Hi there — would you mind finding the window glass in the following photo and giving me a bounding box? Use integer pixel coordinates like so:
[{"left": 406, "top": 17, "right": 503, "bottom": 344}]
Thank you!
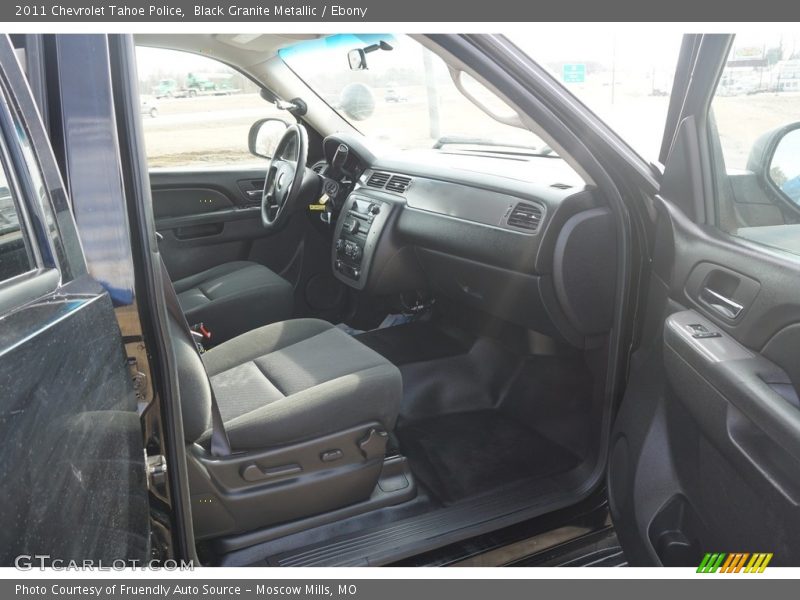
[
  {"left": 508, "top": 31, "right": 683, "bottom": 163},
  {"left": 0, "top": 156, "right": 35, "bottom": 281},
  {"left": 710, "top": 32, "right": 800, "bottom": 256},
  {"left": 136, "top": 47, "right": 283, "bottom": 168}
]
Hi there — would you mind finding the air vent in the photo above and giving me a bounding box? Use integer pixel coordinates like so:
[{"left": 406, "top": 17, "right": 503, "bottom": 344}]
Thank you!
[
  {"left": 385, "top": 175, "right": 412, "bottom": 194},
  {"left": 311, "top": 161, "right": 326, "bottom": 174},
  {"left": 366, "top": 171, "right": 391, "bottom": 188},
  {"left": 507, "top": 202, "right": 543, "bottom": 232},
  {"left": 551, "top": 183, "right": 572, "bottom": 190}
]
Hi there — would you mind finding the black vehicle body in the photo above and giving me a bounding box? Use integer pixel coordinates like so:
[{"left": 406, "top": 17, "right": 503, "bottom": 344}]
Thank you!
[
  {"left": 0, "top": 35, "right": 148, "bottom": 564},
  {"left": 0, "top": 32, "right": 798, "bottom": 568}
]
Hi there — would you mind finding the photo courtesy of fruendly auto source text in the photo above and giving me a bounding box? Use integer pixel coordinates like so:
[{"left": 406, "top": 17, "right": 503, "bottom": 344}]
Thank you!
[{"left": 0, "top": 0, "right": 799, "bottom": 596}]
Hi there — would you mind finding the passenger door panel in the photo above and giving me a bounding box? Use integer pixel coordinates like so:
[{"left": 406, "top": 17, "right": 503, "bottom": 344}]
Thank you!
[
  {"left": 611, "top": 33, "right": 800, "bottom": 565},
  {"left": 610, "top": 180, "right": 800, "bottom": 567}
]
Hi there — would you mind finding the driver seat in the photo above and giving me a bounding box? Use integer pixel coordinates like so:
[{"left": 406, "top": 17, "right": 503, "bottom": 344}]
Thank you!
[{"left": 172, "top": 260, "right": 293, "bottom": 345}]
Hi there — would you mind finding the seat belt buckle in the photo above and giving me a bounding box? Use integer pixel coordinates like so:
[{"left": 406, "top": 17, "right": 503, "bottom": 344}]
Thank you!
[{"left": 190, "top": 322, "right": 212, "bottom": 353}]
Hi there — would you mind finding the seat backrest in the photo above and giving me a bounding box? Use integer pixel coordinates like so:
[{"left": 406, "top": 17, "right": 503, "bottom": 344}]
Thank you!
[
  {"left": 159, "top": 258, "right": 219, "bottom": 447},
  {"left": 167, "top": 314, "right": 214, "bottom": 444}
]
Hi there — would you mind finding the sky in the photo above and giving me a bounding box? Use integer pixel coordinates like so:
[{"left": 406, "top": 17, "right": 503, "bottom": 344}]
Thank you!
[{"left": 136, "top": 46, "right": 225, "bottom": 78}]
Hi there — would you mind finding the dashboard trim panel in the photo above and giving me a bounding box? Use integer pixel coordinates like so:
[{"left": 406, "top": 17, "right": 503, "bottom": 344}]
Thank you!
[
  {"left": 331, "top": 193, "right": 392, "bottom": 291},
  {"left": 322, "top": 133, "right": 612, "bottom": 348}
]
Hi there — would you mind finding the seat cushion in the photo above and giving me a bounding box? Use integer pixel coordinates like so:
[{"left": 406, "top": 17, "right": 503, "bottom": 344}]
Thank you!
[
  {"left": 199, "top": 319, "right": 402, "bottom": 451},
  {"left": 173, "top": 261, "right": 293, "bottom": 345}
]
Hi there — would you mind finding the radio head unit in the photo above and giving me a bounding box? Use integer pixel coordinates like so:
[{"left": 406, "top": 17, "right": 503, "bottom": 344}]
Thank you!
[{"left": 331, "top": 194, "right": 389, "bottom": 290}]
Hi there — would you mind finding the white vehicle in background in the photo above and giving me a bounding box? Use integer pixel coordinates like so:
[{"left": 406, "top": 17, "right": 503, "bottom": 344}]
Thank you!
[
  {"left": 778, "top": 79, "right": 800, "bottom": 92},
  {"left": 139, "top": 95, "right": 159, "bottom": 118},
  {"left": 384, "top": 87, "right": 408, "bottom": 103},
  {"left": 774, "top": 59, "right": 800, "bottom": 92}
]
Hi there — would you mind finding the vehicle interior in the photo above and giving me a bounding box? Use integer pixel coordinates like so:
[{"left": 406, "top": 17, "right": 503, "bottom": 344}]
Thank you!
[
  {"left": 130, "top": 33, "right": 625, "bottom": 566},
  {"left": 4, "top": 30, "right": 800, "bottom": 569}
]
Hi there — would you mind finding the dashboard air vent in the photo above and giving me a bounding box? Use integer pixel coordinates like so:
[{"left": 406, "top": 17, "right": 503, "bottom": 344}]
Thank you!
[
  {"left": 507, "top": 202, "right": 543, "bottom": 232},
  {"left": 385, "top": 175, "right": 412, "bottom": 194},
  {"left": 551, "top": 182, "right": 572, "bottom": 190},
  {"left": 367, "top": 171, "right": 391, "bottom": 188},
  {"left": 311, "top": 161, "right": 326, "bottom": 174}
]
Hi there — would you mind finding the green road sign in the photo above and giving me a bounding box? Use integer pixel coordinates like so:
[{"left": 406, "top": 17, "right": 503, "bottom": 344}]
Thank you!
[{"left": 562, "top": 63, "right": 586, "bottom": 83}]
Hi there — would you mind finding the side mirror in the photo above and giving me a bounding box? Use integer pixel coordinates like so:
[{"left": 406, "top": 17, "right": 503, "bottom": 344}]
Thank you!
[
  {"left": 248, "top": 118, "right": 290, "bottom": 158},
  {"left": 748, "top": 122, "right": 800, "bottom": 206},
  {"left": 348, "top": 49, "right": 367, "bottom": 71}
]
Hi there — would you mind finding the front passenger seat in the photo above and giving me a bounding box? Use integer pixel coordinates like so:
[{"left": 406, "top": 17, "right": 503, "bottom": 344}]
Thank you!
[
  {"left": 162, "top": 261, "right": 402, "bottom": 538},
  {"left": 172, "top": 260, "right": 293, "bottom": 345}
]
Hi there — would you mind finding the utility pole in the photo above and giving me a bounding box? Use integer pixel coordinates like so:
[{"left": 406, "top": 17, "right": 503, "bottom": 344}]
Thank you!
[
  {"left": 611, "top": 37, "right": 616, "bottom": 105},
  {"left": 651, "top": 65, "right": 655, "bottom": 95}
]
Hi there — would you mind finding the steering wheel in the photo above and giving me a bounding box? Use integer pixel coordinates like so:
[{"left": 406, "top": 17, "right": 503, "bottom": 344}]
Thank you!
[{"left": 261, "top": 123, "right": 309, "bottom": 230}]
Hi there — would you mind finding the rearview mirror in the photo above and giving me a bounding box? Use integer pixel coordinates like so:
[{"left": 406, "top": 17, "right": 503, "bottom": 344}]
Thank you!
[
  {"left": 248, "top": 117, "right": 289, "bottom": 158},
  {"left": 749, "top": 122, "right": 800, "bottom": 206},
  {"left": 348, "top": 40, "right": 394, "bottom": 71},
  {"left": 348, "top": 49, "right": 367, "bottom": 71}
]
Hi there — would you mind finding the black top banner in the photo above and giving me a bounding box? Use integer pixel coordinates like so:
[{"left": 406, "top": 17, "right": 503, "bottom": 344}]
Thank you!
[{"left": 3, "top": 0, "right": 800, "bottom": 22}]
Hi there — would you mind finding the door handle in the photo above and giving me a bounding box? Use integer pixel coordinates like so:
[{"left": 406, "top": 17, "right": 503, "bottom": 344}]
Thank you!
[
  {"left": 701, "top": 287, "right": 744, "bottom": 320},
  {"left": 245, "top": 189, "right": 261, "bottom": 198}
]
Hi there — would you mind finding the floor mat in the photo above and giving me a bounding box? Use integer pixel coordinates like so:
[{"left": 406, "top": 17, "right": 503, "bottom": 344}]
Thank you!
[
  {"left": 355, "top": 321, "right": 470, "bottom": 366},
  {"left": 398, "top": 410, "right": 579, "bottom": 505}
]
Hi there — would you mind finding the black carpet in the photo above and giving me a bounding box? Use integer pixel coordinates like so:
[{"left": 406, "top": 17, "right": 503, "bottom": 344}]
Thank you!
[
  {"left": 355, "top": 321, "right": 470, "bottom": 366},
  {"left": 397, "top": 410, "right": 579, "bottom": 505}
]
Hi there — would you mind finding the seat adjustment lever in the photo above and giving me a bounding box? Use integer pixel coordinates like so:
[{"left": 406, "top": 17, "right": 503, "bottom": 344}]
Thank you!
[
  {"left": 358, "top": 428, "right": 388, "bottom": 460},
  {"left": 241, "top": 462, "right": 302, "bottom": 482}
]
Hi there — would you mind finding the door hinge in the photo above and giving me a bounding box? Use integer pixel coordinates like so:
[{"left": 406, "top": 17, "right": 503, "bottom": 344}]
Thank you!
[
  {"left": 146, "top": 451, "right": 168, "bottom": 492},
  {"left": 127, "top": 350, "right": 152, "bottom": 408}
]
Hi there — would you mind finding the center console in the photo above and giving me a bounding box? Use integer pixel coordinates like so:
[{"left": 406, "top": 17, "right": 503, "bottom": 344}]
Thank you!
[{"left": 332, "top": 193, "right": 391, "bottom": 290}]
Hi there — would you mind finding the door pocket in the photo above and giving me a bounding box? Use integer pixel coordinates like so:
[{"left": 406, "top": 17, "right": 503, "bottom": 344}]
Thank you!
[
  {"left": 647, "top": 494, "right": 708, "bottom": 567},
  {"left": 174, "top": 222, "right": 224, "bottom": 240},
  {"left": 728, "top": 406, "right": 800, "bottom": 505}
]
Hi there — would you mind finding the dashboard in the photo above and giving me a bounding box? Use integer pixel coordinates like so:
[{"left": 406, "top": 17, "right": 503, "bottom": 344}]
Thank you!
[{"left": 318, "top": 133, "right": 618, "bottom": 349}]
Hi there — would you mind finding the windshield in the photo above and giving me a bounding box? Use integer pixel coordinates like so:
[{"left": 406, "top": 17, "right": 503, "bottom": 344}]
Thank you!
[{"left": 280, "top": 34, "right": 546, "bottom": 153}]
